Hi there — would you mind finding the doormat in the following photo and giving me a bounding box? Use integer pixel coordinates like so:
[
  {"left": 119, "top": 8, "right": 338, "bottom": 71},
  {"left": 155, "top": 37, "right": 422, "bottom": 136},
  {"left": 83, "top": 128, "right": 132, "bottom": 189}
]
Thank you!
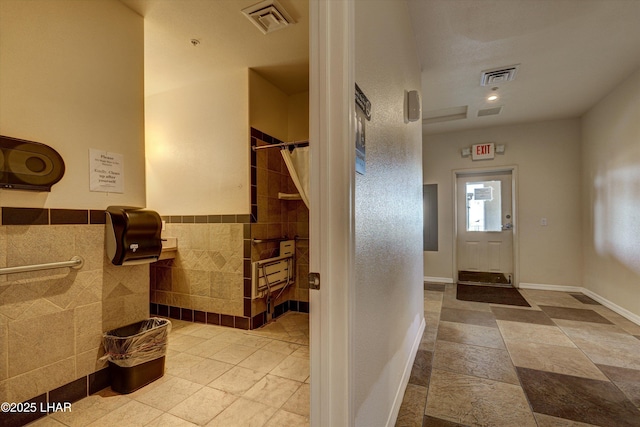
[
  {"left": 456, "top": 283, "right": 530, "bottom": 307},
  {"left": 458, "top": 270, "right": 510, "bottom": 284}
]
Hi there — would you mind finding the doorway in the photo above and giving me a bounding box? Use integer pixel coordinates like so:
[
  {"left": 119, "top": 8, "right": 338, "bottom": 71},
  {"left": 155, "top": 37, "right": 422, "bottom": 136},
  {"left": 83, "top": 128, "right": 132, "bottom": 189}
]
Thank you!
[{"left": 455, "top": 168, "right": 517, "bottom": 287}]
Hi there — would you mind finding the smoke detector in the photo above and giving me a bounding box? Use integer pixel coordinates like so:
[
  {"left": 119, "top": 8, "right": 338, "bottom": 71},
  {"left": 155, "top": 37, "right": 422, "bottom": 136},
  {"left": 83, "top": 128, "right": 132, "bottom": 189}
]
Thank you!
[
  {"left": 480, "top": 65, "right": 519, "bottom": 86},
  {"left": 242, "top": 0, "right": 295, "bottom": 34}
]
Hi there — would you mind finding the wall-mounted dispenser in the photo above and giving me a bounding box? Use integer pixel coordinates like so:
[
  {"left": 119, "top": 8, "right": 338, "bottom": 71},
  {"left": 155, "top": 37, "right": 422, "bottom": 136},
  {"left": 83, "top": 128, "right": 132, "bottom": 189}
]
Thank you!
[
  {"left": 106, "top": 206, "right": 162, "bottom": 266},
  {"left": 0, "top": 135, "right": 66, "bottom": 191}
]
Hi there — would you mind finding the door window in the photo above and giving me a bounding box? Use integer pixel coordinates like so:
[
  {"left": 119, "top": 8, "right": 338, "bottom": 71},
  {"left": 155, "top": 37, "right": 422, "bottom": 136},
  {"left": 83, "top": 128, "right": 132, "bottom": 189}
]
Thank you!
[{"left": 466, "top": 180, "right": 501, "bottom": 232}]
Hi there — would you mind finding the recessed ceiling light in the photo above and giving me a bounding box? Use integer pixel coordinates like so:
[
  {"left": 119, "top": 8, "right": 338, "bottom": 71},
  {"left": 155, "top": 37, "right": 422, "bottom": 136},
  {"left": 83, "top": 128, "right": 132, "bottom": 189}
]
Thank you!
[{"left": 487, "top": 95, "right": 499, "bottom": 101}]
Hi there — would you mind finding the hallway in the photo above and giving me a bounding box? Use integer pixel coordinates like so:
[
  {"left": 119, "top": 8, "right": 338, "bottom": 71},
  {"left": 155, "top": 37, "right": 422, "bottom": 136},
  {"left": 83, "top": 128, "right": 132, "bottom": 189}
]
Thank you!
[{"left": 397, "top": 284, "right": 640, "bottom": 426}]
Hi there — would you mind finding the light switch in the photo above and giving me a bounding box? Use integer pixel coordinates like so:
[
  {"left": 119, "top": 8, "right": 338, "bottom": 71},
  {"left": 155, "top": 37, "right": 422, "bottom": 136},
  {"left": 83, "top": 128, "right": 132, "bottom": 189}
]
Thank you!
[{"left": 541, "top": 217, "right": 547, "bottom": 226}]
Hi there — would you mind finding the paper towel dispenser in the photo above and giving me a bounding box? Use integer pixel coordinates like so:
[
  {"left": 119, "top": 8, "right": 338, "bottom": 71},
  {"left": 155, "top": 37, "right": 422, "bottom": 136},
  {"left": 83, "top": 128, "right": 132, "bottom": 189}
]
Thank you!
[{"left": 106, "top": 206, "right": 162, "bottom": 266}]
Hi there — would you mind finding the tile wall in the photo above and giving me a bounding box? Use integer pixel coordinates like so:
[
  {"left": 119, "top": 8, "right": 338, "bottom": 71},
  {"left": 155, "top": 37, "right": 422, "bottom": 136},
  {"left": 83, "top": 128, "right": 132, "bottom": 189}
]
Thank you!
[
  {"left": 149, "top": 128, "right": 310, "bottom": 331},
  {"left": 0, "top": 207, "right": 149, "bottom": 411},
  {"left": 250, "top": 128, "right": 309, "bottom": 320},
  {"left": 150, "top": 215, "right": 253, "bottom": 329}
]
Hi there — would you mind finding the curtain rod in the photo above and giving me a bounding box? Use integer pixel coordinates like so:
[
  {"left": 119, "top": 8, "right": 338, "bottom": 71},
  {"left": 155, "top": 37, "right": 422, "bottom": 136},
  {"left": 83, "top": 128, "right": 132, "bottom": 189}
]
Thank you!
[{"left": 251, "top": 140, "right": 309, "bottom": 151}]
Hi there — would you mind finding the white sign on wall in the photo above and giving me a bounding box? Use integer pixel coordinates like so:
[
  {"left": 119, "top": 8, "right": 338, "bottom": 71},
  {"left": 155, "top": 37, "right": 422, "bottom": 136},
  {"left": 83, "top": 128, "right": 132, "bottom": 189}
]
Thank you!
[
  {"left": 472, "top": 142, "right": 495, "bottom": 160},
  {"left": 89, "top": 149, "right": 124, "bottom": 193}
]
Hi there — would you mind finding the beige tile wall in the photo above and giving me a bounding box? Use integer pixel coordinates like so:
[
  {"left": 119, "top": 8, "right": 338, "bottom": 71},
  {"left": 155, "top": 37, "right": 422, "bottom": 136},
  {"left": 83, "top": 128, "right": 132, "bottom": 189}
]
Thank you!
[
  {"left": 0, "top": 224, "right": 149, "bottom": 404},
  {"left": 252, "top": 137, "right": 310, "bottom": 316},
  {"left": 151, "top": 223, "right": 245, "bottom": 317}
]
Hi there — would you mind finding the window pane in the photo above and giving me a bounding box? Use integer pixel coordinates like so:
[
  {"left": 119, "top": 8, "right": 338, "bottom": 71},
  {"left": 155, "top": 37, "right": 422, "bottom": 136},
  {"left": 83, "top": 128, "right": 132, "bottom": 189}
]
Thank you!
[{"left": 466, "top": 181, "right": 502, "bottom": 232}]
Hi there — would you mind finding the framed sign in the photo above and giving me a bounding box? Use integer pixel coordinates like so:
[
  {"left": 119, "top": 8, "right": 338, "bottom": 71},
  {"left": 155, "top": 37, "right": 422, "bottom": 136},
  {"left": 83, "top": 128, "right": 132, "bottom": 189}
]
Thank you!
[
  {"left": 89, "top": 149, "right": 123, "bottom": 193},
  {"left": 355, "top": 83, "right": 370, "bottom": 175}
]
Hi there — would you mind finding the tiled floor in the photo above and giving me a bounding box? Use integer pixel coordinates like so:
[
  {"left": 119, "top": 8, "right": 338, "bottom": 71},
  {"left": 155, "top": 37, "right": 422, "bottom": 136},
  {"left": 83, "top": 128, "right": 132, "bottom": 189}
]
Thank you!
[
  {"left": 29, "top": 312, "right": 310, "bottom": 427},
  {"left": 397, "top": 283, "right": 640, "bottom": 427}
]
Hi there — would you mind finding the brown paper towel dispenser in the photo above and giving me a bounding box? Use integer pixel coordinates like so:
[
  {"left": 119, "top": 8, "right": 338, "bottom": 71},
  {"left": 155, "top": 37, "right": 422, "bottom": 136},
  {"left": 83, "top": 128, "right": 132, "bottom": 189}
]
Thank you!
[{"left": 106, "top": 206, "right": 162, "bottom": 266}]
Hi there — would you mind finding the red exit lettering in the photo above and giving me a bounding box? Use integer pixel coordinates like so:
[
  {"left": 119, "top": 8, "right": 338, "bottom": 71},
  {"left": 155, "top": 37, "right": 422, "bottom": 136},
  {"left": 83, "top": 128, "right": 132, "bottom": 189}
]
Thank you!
[{"left": 476, "top": 144, "right": 491, "bottom": 155}]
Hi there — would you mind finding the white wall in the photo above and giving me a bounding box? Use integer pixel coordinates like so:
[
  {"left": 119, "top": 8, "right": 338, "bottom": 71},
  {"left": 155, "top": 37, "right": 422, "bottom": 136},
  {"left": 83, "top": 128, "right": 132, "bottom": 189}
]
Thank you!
[
  {"left": 354, "top": 1, "right": 424, "bottom": 425},
  {"left": 0, "top": 0, "right": 145, "bottom": 209},
  {"left": 581, "top": 68, "right": 640, "bottom": 316},
  {"left": 288, "top": 91, "right": 310, "bottom": 141},
  {"left": 250, "top": 69, "right": 310, "bottom": 142},
  {"left": 423, "top": 119, "right": 583, "bottom": 287},
  {"left": 250, "top": 70, "right": 289, "bottom": 141},
  {"left": 145, "top": 69, "right": 250, "bottom": 215}
]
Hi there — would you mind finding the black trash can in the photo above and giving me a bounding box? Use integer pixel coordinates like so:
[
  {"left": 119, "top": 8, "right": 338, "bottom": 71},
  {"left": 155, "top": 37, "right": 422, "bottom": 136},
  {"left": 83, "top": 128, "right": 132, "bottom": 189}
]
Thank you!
[{"left": 102, "top": 317, "right": 171, "bottom": 394}]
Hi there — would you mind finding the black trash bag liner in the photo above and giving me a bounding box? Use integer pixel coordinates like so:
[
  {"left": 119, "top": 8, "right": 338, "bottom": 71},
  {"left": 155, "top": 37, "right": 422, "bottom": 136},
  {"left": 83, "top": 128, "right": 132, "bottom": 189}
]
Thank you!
[{"left": 101, "top": 318, "right": 171, "bottom": 368}]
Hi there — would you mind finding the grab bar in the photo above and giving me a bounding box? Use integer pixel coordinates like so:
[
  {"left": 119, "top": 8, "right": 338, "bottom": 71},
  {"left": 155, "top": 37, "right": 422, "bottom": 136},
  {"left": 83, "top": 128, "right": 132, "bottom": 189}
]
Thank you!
[
  {"left": 252, "top": 236, "right": 308, "bottom": 244},
  {"left": 0, "top": 256, "right": 84, "bottom": 276},
  {"left": 252, "top": 237, "right": 287, "bottom": 244}
]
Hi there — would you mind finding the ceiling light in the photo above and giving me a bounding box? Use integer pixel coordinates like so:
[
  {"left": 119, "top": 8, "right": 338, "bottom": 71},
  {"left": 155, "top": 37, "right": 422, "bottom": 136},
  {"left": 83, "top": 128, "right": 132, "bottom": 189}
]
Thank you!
[{"left": 487, "top": 95, "right": 498, "bottom": 101}]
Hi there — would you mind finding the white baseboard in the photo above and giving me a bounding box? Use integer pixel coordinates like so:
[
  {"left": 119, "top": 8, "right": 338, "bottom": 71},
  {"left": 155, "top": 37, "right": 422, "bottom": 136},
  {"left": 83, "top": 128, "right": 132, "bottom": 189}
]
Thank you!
[
  {"left": 424, "top": 276, "right": 454, "bottom": 284},
  {"left": 387, "top": 317, "right": 426, "bottom": 427},
  {"left": 518, "top": 282, "right": 583, "bottom": 293},
  {"left": 519, "top": 283, "right": 640, "bottom": 327},
  {"left": 581, "top": 288, "right": 640, "bottom": 327}
]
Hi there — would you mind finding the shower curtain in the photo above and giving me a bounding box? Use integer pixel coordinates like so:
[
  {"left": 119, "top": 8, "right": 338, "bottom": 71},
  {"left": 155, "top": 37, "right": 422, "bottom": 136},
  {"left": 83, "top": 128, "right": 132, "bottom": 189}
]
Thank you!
[{"left": 281, "top": 146, "right": 310, "bottom": 209}]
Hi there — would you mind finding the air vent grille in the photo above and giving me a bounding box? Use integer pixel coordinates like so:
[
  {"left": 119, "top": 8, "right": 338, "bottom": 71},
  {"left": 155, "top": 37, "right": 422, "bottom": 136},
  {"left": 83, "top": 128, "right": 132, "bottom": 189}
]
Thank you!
[
  {"left": 242, "top": 0, "right": 294, "bottom": 34},
  {"left": 478, "top": 106, "right": 503, "bottom": 117},
  {"left": 480, "top": 65, "right": 519, "bottom": 86},
  {"left": 423, "top": 105, "right": 468, "bottom": 124}
]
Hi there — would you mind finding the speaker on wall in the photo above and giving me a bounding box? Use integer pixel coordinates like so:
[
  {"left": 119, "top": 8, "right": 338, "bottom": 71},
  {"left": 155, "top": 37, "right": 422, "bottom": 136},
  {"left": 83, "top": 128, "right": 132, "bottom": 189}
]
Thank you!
[{"left": 407, "top": 90, "right": 421, "bottom": 122}]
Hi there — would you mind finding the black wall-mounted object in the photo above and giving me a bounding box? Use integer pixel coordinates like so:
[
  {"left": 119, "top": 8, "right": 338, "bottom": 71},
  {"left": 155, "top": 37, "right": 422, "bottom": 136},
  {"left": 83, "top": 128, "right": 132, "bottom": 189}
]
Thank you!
[
  {"left": 0, "top": 135, "right": 66, "bottom": 191},
  {"left": 106, "top": 206, "right": 162, "bottom": 266}
]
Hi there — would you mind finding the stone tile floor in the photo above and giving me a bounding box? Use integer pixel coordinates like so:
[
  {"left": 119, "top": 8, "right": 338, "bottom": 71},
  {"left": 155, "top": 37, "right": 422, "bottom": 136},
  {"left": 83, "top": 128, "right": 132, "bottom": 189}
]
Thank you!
[
  {"left": 29, "top": 312, "right": 309, "bottom": 427},
  {"left": 397, "top": 283, "right": 640, "bottom": 427}
]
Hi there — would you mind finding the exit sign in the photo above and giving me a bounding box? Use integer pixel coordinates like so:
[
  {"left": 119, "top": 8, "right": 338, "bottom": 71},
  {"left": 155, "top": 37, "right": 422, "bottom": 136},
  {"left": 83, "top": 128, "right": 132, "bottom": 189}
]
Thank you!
[{"left": 472, "top": 143, "right": 495, "bottom": 160}]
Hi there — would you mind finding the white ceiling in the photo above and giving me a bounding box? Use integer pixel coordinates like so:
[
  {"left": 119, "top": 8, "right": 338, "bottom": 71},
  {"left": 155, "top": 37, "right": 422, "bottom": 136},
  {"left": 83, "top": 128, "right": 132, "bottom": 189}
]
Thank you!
[
  {"left": 408, "top": 0, "right": 640, "bottom": 134},
  {"left": 121, "top": 0, "right": 640, "bottom": 134},
  {"left": 120, "top": 0, "right": 309, "bottom": 97}
]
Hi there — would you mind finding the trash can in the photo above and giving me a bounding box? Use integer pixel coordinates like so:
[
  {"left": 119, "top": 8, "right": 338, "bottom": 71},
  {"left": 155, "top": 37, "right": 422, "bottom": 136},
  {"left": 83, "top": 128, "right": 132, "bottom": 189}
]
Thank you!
[{"left": 101, "top": 317, "right": 171, "bottom": 394}]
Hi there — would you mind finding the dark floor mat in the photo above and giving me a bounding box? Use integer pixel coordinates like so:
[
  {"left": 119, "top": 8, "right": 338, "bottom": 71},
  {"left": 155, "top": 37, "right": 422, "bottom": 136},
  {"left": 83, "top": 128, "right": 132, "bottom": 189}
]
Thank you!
[
  {"left": 458, "top": 270, "right": 510, "bottom": 284},
  {"left": 456, "top": 283, "right": 530, "bottom": 307}
]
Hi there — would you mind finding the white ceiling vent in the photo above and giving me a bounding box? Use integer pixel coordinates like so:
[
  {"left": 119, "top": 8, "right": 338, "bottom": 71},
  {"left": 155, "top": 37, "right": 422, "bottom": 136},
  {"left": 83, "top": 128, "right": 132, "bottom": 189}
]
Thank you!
[
  {"left": 480, "top": 65, "right": 519, "bottom": 86},
  {"left": 423, "top": 105, "right": 468, "bottom": 124},
  {"left": 477, "top": 106, "right": 503, "bottom": 117},
  {"left": 242, "top": 0, "right": 295, "bottom": 35}
]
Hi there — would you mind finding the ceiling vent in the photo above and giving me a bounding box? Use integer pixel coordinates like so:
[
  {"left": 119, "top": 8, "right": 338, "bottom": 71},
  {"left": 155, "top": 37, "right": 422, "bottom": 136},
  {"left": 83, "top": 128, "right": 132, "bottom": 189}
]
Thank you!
[
  {"left": 423, "top": 105, "right": 468, "bottom": 124},
  {"left": 477, "top": 106, "right": 503, "bottom": 117},
  {"left": 242, "top": 0, "right": 295, "bottom": 35},
  {"left": 480, "top": 65, "right": 519, "bottom": 86}
]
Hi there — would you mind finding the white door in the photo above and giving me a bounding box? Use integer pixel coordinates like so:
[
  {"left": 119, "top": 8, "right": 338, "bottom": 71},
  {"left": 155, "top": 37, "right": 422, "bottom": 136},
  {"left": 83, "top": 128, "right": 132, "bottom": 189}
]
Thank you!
[
  {"left": 309, "top": 1, "right": 355, "bottom": 426},
  {"left": 456, "top": 172, "right": 513, "bottom": 282}
]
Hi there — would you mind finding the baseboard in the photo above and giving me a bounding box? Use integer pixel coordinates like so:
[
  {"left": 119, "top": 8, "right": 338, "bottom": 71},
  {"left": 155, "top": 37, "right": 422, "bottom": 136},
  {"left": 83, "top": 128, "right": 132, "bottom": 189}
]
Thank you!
[
  {"left": 581, "top": 288, "right": 640, "bottom": 327},
  {"left": 386, "top": 316, "right": 426, "bottom": 427},
  {"left": 519, "top": 283, "right": 640, "bottom": 327},
  {"left": 518, "top": 282, "right": 583, "bottom": 293},
  {"left": 424, "top": 276, "right": 454, "bottom": 284}
]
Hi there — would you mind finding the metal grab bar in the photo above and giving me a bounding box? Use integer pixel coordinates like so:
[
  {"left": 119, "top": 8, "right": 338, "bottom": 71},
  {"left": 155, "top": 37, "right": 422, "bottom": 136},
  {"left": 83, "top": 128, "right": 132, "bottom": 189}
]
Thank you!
[
  {"left": 0, "top": 256, "right": 84, "bottom": 276},
  {"left": 252, "top": 237, "right": 287, "bottom": 244},
  {"left": 252, "top": 236, "right": 308, "bottom": 244}
]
